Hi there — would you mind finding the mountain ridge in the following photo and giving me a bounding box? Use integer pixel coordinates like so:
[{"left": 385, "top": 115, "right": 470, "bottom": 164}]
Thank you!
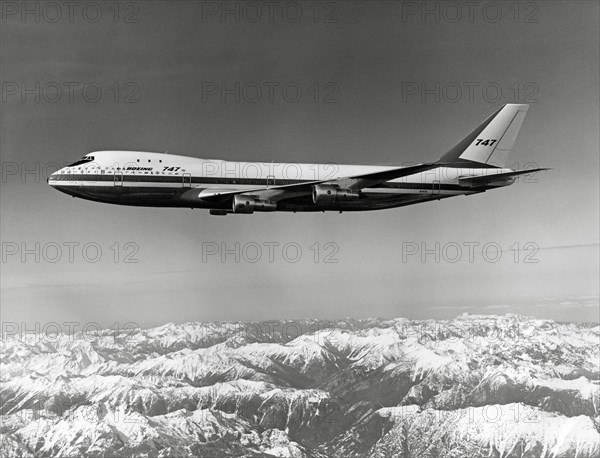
[{"left": 1, "top": 313, "right": 599, "bottom": 457}]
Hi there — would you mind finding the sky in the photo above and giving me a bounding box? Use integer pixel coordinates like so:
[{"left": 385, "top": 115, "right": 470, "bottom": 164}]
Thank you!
[{"left": 1, "top": 0, "right": 599, "bottom": 330}]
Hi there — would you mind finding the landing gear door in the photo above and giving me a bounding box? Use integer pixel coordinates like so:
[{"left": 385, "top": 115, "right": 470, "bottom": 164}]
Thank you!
[
  {"left": 114, "top": 172, "right": 123, "bottom": 187},
  {"left": 183, "top": 173, "right": 192, "bottom": 188}
]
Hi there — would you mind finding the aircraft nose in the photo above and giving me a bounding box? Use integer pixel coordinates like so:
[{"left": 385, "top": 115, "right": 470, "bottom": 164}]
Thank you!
[{"left": 47, "top": 170, "right": 58, "bottom": 186}]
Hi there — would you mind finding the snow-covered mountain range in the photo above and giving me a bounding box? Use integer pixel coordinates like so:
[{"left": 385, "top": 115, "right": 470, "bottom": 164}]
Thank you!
[{"left": 1, "top": 314, "right": 599, "bottom": 457}]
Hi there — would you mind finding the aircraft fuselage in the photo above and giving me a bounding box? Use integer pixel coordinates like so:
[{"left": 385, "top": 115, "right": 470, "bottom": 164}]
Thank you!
[{"left": 48, "top": 150, "right": 514, "bottom": 213}]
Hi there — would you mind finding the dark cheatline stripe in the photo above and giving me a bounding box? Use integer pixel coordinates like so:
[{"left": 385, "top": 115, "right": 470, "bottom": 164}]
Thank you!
[
  {"left": 51, "top": 173, "right": 493, "bottom": 191},
  {"left": 52, "top": 178, "right": 472, "bottom": 192},
  {"left": 50, "top": 174, "right": 307, "bottom": 186}
]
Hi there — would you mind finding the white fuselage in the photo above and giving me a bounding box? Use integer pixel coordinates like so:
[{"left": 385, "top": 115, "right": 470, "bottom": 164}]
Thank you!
[{"left": 48, "top": 151, "right": 515, "bottom": 213}]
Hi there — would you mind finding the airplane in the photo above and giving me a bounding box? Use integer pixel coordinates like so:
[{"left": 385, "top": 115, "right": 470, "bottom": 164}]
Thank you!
[{"left": 48, "top": 104, "right": 548, "bottom": 215}]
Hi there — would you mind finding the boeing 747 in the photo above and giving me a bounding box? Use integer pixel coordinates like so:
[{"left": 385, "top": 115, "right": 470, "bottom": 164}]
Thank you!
[{"left": 48, "top": 104, "right": 547, "bottom": 215}]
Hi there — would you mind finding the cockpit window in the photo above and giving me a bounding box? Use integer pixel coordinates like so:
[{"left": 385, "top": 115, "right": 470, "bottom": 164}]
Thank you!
[{"left": 68, "top": 155, "right": 95, "bottom": 167}]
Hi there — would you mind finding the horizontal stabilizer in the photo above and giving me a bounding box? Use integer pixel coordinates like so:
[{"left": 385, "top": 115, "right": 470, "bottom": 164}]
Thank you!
[{"left": 458, "top": 168, "right": 550, "bottom": 187}]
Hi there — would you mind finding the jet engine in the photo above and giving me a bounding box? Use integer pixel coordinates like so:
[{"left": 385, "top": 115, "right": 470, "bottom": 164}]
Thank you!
[
  {"left": 312, "top": 184, "right": 360, "bottom": 204},
  {"left": 232, "top": 195, "right": 277, "bottom": 214}
]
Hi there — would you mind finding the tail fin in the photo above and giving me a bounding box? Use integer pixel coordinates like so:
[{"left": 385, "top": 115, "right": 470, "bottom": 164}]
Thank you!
[{"left": 438, "top": 104, "right": 529, "bottom": 167}]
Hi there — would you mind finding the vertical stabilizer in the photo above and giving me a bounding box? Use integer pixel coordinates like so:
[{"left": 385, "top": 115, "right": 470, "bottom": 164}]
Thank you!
[{"left": 438, "top": 104, "right": 529, "bottom": 167}]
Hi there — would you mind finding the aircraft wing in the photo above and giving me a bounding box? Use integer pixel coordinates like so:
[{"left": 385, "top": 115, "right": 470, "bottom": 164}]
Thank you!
[
  {"left": 334, "top": 162, "right": 438, "bottom": 190},
  {"left": 195, "top": 163, "right": 439, "bottom": 203}
]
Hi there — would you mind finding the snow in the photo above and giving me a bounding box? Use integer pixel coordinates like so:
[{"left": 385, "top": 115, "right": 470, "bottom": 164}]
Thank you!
[{"left": 2, "top": 313, "right": 599, "bottom": 457}]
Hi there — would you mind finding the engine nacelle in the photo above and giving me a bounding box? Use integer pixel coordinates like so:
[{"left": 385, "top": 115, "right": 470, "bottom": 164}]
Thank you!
[
  {"left": 232, "top": 195, "right": 277, "bottom": 214},
  {"left": 312, "top": 185, "right": 360, "bottom": 204}
]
